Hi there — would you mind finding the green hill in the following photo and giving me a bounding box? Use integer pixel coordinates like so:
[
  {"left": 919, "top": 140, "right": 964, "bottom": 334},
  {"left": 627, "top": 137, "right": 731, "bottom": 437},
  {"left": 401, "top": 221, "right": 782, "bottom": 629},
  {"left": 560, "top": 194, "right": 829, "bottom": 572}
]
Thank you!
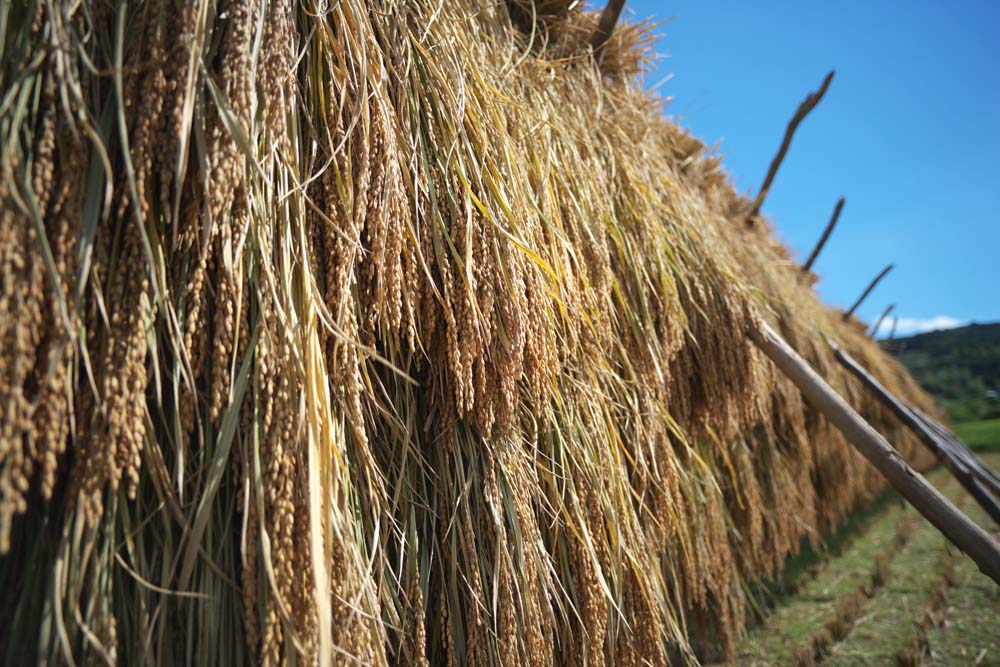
[{"left": 885, "top": 322, "right": 1000, "bottom": 423}]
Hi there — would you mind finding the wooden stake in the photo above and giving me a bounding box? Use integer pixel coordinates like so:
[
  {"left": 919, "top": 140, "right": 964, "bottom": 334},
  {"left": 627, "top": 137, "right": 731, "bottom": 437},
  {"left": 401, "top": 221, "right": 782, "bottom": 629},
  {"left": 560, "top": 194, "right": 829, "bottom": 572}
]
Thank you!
[
  {"left": 802, "top": 197, "right": 845, "bottom": 272},
  {"left": 747, "top": 71, "right": 835, "bottom": 226},
  {"left": 831, "top": 340, "right": 1000, "bottom": 525},
  {"left": 870, "top": 303, "right": 895, "bottom": 338},
  {"left": 590, "top": 0, "right": 626, "bottom": 54},
  {"left": 844, "top": 263, "right": 893, "bottom": 321},
  {"left": 750, "top": 320, "right": 1000, "bottom": 585}
]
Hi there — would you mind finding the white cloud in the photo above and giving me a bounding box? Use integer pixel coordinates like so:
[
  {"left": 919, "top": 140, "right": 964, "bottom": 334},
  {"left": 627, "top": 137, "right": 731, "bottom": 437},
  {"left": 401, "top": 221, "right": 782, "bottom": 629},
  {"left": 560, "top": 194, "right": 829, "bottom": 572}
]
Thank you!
[{"left": 875, "top": 315, "right": 965, "bottom": 338}]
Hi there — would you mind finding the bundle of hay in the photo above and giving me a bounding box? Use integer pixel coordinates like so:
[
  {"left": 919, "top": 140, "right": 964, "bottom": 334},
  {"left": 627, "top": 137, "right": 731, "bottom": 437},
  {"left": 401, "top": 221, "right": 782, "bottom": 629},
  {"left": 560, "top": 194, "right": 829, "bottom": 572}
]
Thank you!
[{"left": 0, "top": 1, "right": 936, "bottom": 664}]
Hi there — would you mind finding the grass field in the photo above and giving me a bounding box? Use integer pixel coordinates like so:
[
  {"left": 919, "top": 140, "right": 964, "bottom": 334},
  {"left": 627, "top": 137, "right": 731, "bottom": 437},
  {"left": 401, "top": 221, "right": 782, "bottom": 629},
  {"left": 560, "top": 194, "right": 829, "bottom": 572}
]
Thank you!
[
  {"left": 955, "top": 418, "right": 1000, "bottom": 453},
  {"left": 732, "top": 454, "right": 1000, "bottom": 666}
]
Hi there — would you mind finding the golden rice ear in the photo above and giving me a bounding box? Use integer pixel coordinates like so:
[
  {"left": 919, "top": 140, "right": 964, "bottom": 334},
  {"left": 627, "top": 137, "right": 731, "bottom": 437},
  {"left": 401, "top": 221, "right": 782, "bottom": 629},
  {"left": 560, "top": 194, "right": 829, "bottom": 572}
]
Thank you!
[{"left": 0, "top": 0, "right": 941, "bottom": 664}]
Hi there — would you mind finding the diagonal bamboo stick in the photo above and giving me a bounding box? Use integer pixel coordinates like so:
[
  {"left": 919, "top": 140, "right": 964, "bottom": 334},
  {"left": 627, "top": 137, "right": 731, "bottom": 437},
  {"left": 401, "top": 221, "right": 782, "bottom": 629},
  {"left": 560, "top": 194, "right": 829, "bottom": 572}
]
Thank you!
[
  {"left": 911, "top": 411, "right": 1000, "bottom": 514},
  {"left": 750, "top": 320, "right": 1000, "bottom": 585},
  {"left": 910, "top": 406, "right": 1000, "bottom": 496},
  {"left": 747, "top": 71, "right": 835, "bottom": 226}
]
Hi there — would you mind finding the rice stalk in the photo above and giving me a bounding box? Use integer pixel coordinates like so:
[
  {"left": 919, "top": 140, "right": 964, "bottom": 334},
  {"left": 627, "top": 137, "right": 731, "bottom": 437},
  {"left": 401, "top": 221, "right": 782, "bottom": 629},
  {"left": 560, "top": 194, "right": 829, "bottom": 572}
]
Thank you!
[{"left": 0, "top": 1, "right": 939, "bottom": 665}]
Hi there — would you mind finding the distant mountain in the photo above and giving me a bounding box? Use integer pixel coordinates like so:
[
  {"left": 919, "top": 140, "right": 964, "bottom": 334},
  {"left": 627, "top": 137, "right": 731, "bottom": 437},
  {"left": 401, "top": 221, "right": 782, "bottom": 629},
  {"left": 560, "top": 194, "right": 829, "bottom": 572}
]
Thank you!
[{"left": 885, "top": 322, "right": 1000, "bottom": 423}]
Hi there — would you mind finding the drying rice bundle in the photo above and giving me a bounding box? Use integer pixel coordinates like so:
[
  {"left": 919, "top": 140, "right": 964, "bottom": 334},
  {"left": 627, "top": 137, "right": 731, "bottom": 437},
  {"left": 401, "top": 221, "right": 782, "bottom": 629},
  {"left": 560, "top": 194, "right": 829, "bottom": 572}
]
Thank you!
[{"left": 0, "top": 1, "right": 936, "bottom": 664}]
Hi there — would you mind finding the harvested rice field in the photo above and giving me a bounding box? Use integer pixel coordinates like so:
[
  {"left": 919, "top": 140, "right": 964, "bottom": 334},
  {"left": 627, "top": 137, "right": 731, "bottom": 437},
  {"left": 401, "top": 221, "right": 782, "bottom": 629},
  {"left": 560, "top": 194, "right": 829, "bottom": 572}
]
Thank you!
[{"left": 734, "top": 454, "right": 1000, "bottom": 667}]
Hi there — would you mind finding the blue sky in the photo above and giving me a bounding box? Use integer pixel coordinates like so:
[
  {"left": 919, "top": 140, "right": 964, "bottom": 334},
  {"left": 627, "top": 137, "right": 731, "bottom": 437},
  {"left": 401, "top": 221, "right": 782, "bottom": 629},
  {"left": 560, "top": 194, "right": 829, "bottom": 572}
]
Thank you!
[{"left": 622, "top": 1, "right": 999, "bottom": 336}]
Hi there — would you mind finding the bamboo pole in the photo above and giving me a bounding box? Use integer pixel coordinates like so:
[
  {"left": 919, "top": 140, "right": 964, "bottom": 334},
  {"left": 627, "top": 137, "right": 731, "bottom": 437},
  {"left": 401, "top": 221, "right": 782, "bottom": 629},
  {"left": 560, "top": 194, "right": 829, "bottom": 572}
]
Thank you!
[
  {"left": 747, "top": 71, "right": 835, "bottom": 226},
  {"left": 843, "top": 263, "right": 893, "bottom": 321},
  {"left": 750, "top": 320, "right": 1000, "bottom": 584},
  {"left": 830, "top": 340, "right": 1000, "bottom": 525},
  {"left": 590, "top": 0, "right": 626, "bottom": 53},
  {"left": 802, "top": 197, "right": 845, "bottom": 272}
]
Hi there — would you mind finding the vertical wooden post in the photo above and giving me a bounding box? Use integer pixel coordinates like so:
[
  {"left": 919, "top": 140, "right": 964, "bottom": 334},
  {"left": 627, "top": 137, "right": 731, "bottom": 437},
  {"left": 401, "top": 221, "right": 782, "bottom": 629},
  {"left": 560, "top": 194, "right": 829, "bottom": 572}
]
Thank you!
[
  {"left": 802, "top": 197, "right": 845, "bottom": 272},
  {"left": 844, "top": 263, "right": 893, "bottom": 321},
  {"left": 870, "top": 304, "right": 895, "bottom": 338},
  {"left": 590, "top": 0, "right": 626, "bottom": 53},
  {"left": 747, "top": 71, "right": 835, "bottom": 226}
]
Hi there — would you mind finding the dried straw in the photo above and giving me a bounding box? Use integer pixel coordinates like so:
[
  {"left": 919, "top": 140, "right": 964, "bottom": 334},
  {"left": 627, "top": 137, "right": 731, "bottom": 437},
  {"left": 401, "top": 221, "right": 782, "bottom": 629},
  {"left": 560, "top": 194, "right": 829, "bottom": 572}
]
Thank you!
[{"left": 0, "top": 1, "right": 937, "bottom": 664}]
